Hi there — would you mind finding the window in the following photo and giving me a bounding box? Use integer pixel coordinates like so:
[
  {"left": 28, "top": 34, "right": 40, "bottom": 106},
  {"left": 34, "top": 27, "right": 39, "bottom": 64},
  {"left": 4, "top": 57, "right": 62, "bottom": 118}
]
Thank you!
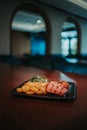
[{"left": 61, "top": 19, "right": 79, "bottom": 56}]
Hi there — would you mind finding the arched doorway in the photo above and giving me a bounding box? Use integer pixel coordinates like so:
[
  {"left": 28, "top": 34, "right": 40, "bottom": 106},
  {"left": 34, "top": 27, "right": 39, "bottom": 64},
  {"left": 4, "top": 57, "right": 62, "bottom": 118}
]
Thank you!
[{"left": 10, "top": 3, "right": 51, "bottom": 57}]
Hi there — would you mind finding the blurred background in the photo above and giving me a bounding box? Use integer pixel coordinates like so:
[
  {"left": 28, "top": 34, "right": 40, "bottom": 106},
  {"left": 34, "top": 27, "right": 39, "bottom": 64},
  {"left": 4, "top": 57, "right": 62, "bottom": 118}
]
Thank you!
[{"left": 0, "top": 0, "right": 87, "bottom": 74}]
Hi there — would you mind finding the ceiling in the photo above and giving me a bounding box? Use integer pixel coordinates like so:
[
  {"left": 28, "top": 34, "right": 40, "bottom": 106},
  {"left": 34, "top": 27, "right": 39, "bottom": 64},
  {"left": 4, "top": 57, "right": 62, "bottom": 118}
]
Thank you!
[
  {"left": 37, "top": 0, "right": 87, "bottom": 18},
  {"left": 12, "top": 11, "right": 46, "bottom": 33},
  {"left": 12, "top": 0, "right": 87, "bottom": 33},
  {"left": 68, "top": 0, "right": 87, "bottom": 10}
]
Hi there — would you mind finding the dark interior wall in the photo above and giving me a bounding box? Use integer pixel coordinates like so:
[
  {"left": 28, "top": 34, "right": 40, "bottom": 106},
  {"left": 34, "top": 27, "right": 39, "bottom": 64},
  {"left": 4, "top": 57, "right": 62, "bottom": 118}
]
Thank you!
[{"left": 11, "top": 31, "right": 30, "bottom": 56}]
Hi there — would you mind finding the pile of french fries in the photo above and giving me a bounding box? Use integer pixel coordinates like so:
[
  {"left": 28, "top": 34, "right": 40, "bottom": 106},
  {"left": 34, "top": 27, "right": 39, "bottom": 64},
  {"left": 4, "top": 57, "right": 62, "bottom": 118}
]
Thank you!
[{"left": 16, "top": 81, "right": 48, "bottom": 95}]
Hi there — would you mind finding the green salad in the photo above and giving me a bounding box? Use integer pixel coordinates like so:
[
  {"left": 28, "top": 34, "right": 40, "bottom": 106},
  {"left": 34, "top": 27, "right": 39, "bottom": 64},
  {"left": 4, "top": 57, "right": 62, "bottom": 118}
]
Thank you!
[{"left": 29, "top": 75, "right": 48, "bottom": 82}]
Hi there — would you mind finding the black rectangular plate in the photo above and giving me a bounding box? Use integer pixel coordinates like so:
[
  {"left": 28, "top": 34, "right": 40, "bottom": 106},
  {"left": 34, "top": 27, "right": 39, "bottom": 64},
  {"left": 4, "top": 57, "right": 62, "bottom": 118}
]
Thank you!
[{"left": 10, "top": 81, "right": 77, "bottom": 101}]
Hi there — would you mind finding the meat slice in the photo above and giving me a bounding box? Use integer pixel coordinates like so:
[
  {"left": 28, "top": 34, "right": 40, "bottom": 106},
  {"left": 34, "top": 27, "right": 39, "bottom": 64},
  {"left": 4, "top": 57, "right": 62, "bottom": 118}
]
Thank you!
[
  {"left": 46, "top": 81, "right": 69, "bottom": 96},
  {"left": 58, "top": 81, "right": 69, "bottom": 89},
  {"left": 59, "top": 88, "right": 68, "bottom": 96}
]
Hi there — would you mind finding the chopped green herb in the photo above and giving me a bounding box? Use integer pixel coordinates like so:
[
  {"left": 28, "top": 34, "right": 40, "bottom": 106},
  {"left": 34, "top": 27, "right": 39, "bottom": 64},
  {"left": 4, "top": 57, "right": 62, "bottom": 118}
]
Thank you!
[{"left": 29, "top": 75, "right": 48, "bottom": 82}]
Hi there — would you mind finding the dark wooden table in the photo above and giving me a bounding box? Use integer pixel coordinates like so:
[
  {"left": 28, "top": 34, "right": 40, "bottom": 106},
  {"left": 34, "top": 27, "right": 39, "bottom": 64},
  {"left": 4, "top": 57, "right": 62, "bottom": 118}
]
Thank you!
[{"left": 0, "top": 63, "right": 87, "bottom": 130}]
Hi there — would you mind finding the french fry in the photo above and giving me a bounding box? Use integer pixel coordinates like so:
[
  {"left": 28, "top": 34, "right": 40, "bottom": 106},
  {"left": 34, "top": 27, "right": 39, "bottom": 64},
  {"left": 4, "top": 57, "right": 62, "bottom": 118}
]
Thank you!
[
  {"left": 21, "top": 85, "right": 26, "bottom": 92},
  {"left": 26, "top": 91, "right": 34, "bottom": 95},
  {"left": 16, "top": 87, "right": 22, "bottom": 93},
  {"left": 30, "top": 86, "right": 42, "bottom": 95},
  {"left": 24, "top": 85, "right": 30, "bottom": 92}
]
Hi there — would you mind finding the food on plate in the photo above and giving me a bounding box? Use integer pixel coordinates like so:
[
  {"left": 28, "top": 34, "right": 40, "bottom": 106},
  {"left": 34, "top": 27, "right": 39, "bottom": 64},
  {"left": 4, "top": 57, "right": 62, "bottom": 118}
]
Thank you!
[
  {"left": 16, "top": 81, "right": 48, "bottom": 95},
  {"left": 16, "top": 75, "right": 69, "bottom": 96},
  {"left": 46, "top": 81, "right": 69, "bottom": 96}
]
